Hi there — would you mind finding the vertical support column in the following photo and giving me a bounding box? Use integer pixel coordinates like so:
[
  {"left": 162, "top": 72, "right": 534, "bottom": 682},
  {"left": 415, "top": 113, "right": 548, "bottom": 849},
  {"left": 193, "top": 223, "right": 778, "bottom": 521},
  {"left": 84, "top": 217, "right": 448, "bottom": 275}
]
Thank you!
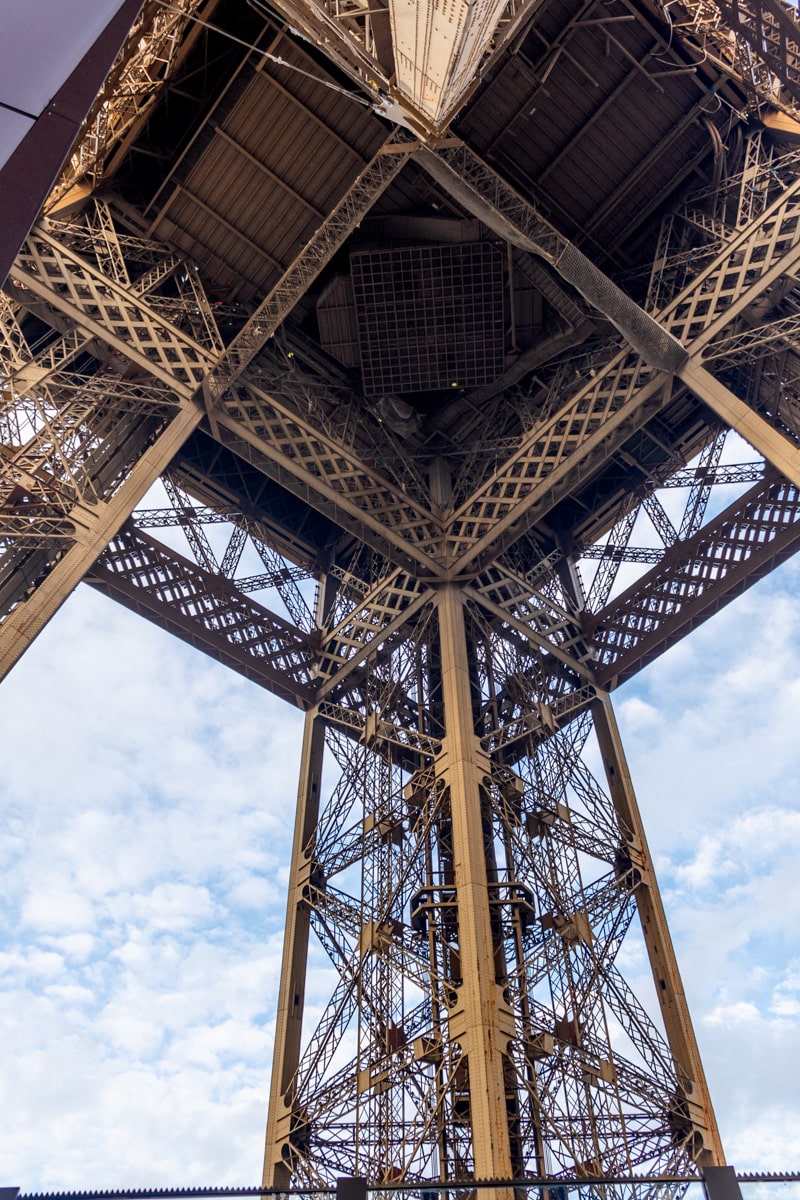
[
  {"left": 0, "top": 402, "right": 203, "bottom": 681},
  {"left": 591, "top": 694, "right": 725, "bottom": 1166},
  {"left": 436, "top": 584, "right": 515, "bottom": 1185},
  {"left": 263, "top": 575, "right": 334, "bottom": 1188},
  {"left": 703, "top": 1166, "right": 743, "bottom": 1200},
  {"left": 263, "top": 708, "right": 326, "bottom": 1186}
]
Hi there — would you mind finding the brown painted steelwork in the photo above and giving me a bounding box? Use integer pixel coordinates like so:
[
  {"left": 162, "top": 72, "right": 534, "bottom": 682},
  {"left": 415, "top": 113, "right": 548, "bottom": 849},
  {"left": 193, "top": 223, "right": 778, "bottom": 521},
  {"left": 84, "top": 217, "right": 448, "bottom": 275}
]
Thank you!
[{"left": 5, "top": 2, "right": 800, "bottom": 1190}]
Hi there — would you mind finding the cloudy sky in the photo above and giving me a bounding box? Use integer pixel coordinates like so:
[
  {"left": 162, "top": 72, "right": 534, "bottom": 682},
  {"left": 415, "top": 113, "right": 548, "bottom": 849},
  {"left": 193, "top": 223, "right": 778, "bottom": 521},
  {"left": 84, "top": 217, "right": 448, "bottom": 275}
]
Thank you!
[{"left": 2, "top": 508, "right": 800, "bottom": 1191}]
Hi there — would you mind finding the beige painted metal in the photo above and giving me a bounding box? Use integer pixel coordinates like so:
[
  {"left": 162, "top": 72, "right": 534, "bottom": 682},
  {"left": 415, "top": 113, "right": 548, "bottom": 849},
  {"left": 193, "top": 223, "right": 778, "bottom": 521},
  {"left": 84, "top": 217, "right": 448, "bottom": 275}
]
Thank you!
[
  {"left": 263, "top": 707, "right": 328, "bottom": 1187},
  {"left": 677, "top": 0, "right": 800, "bottom": 117},
  {"left": 267, "top": 0, "right": 544, "bottom": 131},
  {"left": 0, "top": 400, "right": 202, "bottom": 679},
  {"left": 436, "top": 584, "right": 514, "bottom": 1189},
  {"left": 46, "top": 0, "right": 210, "bottom": 207},
  {"left": 388, "top": 0, "right": 518, "bottom": 129},
  {"left": 679, "top": 359, "right": 800, "bottom": 490},
  {"left": 591, "top": 695, "right": 725, "bottom": 1166},
  {"left": 316, "top": 575, "right": 434, "bottom": 695},
  {"left": 260, "top": 566, "right": 721, "bottom": 1180}
]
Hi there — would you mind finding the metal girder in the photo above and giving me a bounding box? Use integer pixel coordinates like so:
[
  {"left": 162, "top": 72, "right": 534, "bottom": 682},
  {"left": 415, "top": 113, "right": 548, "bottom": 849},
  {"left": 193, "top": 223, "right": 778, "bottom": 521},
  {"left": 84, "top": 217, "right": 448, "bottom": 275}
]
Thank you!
[
  {"left": 263, "top": 580, "right": 723, "bottom": 1187},
  {"left": 588, "top": 472, "right": 800, "bottom": 687},
  {"left": 202, "top": 133, "right": 416, "bottom": 398},
  {"left": 466, "top": 563, "right": 591, "bottom": 680},
  {"left": 265, "top": 0, "right": 540, "bottom": 132},
  {"left": 87, "top": 524, "right": 318, "bottom": 707},
  {"left": 169, "top": 434, "right": 330, "bottom": 578},
  {"left": 445, "top": 353, "right": 672, "bottom": 568},
  {"left": 437, "top": 146, "right": 800, "bottom": 570},
  {"left": 684, "top": 0, "right": 800, "bottom": 112},
  {"left": 434, "top": 585, "right": 515, "bottom": 1187},
  {"left": 591, "top": 697, "right": 724, "bottom": 1166},
  {"left": 264, "top": 704, "right": 328, "bottom": 1189},
  {"left": 586, "top": 507, "right": 640, "bottom": 611},
  {"left": 679, "top": 360, "right": 800, "bottom": 488},
  {"left": 46, "top": 0, "right": 209, "bottom": 209},
  {"left": 415, "top": 142, "right": 687, "bottom": 374},
  {"left": 0, "top": 140, "right": 441, "bottom": 674},
  {"left": 317, "top": 568, "right": 433, "bottom": 693},
  {"left": 212, "top": 382, "right": 445, "bottom": 574},
  {"left": 678, "top": 429, "right": 728, "bottom": 540},
  {"left": 8, "top": 145, "right": 446, "bottom": 571},
  {"left": 704, "top": 309, "right": 800, "bottom": 370},
  {"left": 0, "top": 403, "right": 202, "bottom": 680},
  {"left": 0, "top": 212, "right": 215, "bottom": 677},
  {"left": 11, "top": 227, "right": 210, "bottom": 394}
]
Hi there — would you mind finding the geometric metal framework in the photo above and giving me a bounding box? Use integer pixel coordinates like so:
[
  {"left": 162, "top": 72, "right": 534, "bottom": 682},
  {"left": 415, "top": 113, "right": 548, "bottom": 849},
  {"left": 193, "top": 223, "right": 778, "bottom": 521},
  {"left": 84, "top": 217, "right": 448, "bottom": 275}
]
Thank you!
[
  {"left": 265, "top": 587, "right": 724, "bottom": 1187},
  {"left": 351, "top": 242, "right": 505, "bottom": 393},
  {"left": 5, "top": 0, "right": 800, "bottom": 1191}
]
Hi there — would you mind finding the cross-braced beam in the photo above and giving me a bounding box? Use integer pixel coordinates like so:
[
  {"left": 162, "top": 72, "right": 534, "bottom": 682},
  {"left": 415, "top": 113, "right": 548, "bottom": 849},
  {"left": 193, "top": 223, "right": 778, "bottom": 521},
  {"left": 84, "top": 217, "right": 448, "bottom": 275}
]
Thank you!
[
  {"left": 263, "top": 583, "right": 723, "bottom": 1188},
  {"left": 0, "top": 139, "right": 424, "bottom": 676},
  {"left": 588, "top": 472, "right": 800, "bottom": 687},
  {"left": 88, "top": 523, "right": 318, "bottom": 705},
  {"left": 431, "top": 140, "right": 800, "bottom": 570}
]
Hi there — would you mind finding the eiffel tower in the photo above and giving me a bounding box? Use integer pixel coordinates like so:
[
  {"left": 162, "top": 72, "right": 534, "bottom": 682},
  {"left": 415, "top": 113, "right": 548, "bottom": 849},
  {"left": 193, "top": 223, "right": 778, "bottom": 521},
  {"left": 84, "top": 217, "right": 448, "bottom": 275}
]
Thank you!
[{"left": 4, "top": 0, "right": 800, "bottom": 1190}]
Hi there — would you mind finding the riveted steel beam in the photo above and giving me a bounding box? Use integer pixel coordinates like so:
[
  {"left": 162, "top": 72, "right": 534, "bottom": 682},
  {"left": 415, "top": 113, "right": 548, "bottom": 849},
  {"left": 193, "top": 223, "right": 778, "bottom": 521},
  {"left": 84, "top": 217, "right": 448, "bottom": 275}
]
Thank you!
[
  {"left": 589, "top": 472, "right": 800, "bottom": 688},
  {"left": 88, "top": 523, "right": 317, "bottom": 706}
]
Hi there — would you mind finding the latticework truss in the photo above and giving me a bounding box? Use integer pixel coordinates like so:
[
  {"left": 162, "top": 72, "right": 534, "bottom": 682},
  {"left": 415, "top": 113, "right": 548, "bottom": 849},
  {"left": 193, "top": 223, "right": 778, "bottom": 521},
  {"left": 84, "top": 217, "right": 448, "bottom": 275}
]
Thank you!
[{"left": 4, "top": 0, "right": 800, "bottom": 1190}]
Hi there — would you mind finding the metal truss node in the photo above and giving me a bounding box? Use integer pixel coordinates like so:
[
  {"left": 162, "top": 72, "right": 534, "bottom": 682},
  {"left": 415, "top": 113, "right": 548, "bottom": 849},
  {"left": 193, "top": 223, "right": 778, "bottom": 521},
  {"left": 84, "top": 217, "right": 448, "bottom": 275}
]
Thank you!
[{"left": 3, "top": 1, "right": 800, "bottom": 1190}]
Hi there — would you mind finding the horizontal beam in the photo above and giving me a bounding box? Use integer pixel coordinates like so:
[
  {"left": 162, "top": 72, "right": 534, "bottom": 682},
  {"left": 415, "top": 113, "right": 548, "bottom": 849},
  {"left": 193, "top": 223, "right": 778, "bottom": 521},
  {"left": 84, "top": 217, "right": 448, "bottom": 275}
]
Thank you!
[
  {"left": 0, "top": 403, "right": 202, "bottom": 681},
  {"left": 588, "top": 472, "right": 800, "bottom": 687},
  {"left": 88, "top": 524, "right": 318, "bottom": 707}
]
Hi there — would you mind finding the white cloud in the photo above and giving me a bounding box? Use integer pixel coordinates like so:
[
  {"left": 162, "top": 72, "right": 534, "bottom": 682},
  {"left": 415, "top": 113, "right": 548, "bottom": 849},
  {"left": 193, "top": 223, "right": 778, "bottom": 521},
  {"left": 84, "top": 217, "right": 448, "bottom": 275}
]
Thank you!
[
  {"left": 21, "top": 886, "right": 98, "bottom": 932},
  {"left": 2, "top": 553, "right": 800, "bottom": 1187},
  {"left": 704, "top": 1001, "right": 762, "bottom": 1026},
  {"left": 0, "top": 584, "right": 302, "bottom": 1188}
]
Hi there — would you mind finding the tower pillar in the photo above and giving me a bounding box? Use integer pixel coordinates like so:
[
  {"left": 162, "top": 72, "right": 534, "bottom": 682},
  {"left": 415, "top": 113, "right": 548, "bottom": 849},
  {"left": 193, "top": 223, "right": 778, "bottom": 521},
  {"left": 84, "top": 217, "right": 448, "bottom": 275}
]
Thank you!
[{"left": 436, "top": 584, "right": 515, "bottom": 1185}]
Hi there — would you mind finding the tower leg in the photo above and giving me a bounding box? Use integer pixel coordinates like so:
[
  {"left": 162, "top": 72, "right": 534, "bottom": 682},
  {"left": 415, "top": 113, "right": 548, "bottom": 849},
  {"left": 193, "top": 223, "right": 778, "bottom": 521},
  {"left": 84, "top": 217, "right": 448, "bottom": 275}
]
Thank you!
[
  {"left": 263, "top": 578, "right": 723, "bottom": 1186},
  {"left": 264, "top": 708, "right": 327, "bottom": 1187},
  {"left": 437, "top": 585, "right": 514, "bottom": 1185},
  {"left": 592, "top": 695, "right": 725, "bottom": 1166}
]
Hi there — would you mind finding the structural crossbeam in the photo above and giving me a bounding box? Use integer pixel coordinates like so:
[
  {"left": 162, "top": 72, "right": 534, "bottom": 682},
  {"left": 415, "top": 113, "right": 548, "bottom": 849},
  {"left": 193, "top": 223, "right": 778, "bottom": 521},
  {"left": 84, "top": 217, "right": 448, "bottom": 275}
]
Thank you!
[
  {"left": 88, "top": 524, "right": 318, "bottom": 706},
  {"left": 589, "top": 472, "right": 800, "bottom": 686},
  {"left": 441, "top": 147, "right": 800, "bottom": 569},
  {"left": 699, "top": 0, "right": 800, "bottom": 110}
]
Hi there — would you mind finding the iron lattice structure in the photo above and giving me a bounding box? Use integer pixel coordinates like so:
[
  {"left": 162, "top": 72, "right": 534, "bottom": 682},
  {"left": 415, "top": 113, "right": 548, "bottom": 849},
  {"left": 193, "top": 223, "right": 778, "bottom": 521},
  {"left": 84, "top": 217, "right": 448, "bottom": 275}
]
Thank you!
[{"left": 6, "top": 0, "right": 800, "bottom": 1192}]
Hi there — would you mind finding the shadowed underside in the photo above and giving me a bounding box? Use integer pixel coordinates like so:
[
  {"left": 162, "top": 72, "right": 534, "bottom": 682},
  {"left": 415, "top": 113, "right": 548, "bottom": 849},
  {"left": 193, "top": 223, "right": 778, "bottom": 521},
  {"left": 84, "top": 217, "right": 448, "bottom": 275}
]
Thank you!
[{"left": 3, "top": 0, "right": 800, "bottom": 1189}]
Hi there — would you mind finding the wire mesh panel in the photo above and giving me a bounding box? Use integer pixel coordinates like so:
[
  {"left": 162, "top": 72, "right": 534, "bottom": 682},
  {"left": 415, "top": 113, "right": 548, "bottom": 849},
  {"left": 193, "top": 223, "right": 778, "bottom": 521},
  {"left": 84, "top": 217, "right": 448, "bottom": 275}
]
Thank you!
[{"left": 350, "top": 243, "right": 505, "bottom": 395}]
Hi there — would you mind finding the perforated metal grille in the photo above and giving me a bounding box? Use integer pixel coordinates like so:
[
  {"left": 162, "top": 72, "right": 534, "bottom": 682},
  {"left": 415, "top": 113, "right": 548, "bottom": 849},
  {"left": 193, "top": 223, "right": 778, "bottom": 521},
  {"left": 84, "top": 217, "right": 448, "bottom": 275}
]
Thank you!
[{"left": 350, "top": 242, "right": 504, "bottom": 395}]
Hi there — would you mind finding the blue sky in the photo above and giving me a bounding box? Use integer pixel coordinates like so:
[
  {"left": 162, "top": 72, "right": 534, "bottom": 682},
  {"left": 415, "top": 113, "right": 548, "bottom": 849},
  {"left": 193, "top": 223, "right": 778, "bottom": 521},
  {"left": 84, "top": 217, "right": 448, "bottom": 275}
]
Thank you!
[{"left": 1, "top": 543, "right": 800, "bottom": 1189}]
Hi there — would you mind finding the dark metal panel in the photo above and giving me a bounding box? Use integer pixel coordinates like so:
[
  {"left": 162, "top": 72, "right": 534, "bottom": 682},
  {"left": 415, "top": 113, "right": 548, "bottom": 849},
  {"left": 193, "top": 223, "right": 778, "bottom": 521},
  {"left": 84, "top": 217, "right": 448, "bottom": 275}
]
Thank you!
[{"left": 0, "top": 0, "right": 145, "bottom": 288}]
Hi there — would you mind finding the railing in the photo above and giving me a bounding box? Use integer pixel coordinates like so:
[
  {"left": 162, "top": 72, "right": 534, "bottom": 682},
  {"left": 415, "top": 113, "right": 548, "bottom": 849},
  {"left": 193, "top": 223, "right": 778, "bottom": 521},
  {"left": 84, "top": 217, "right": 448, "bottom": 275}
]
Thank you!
[{"left": 8, "top": 1171, "right": 800, "bottom": 1200}]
